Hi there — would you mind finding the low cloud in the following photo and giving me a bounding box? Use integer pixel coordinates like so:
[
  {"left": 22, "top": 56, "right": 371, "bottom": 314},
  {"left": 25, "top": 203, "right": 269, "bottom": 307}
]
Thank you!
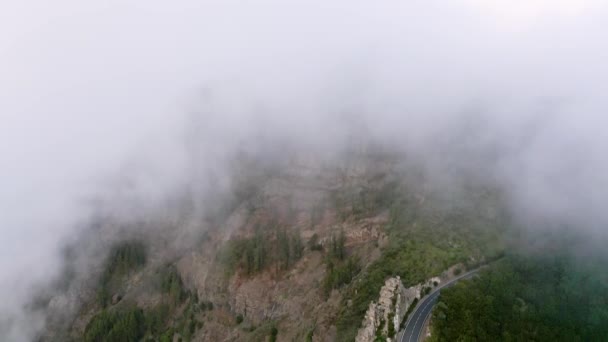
[{"left": 1, "top": 0, "right": 607, "bottom": 340}]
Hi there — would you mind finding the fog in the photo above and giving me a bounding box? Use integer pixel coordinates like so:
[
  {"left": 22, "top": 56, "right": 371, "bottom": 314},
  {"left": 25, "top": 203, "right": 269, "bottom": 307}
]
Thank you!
[{"left": 1, "top": 0, "right": 608, "bottom": 340}]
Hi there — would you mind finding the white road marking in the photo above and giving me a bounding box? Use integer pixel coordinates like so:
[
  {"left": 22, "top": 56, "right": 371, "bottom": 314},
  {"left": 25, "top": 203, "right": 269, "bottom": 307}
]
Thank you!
[
  {"left": 399, "top": 268, "right": 482, "bottom": 342},
  {"left": 408, "top": 293, "right": 436, "bottom": 342},
  {"left": 415, "top": 294, "right": 437, "bottom": 342}
]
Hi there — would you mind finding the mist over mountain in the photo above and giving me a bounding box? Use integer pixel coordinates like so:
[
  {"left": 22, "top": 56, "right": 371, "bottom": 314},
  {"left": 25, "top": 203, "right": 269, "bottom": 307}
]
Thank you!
[{"left": 1, "top": 1, "right": 608, "bottom": 341}]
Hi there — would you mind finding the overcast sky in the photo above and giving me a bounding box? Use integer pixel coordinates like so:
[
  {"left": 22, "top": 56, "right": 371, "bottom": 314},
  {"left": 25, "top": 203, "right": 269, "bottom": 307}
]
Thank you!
[{"left": 1, "top": 1, "right": 608, "bottom": 340}]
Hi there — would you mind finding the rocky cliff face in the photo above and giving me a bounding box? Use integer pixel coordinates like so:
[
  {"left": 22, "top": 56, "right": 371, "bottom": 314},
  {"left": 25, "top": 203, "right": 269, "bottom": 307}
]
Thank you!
[
  {"left": 355, "top": 277, "right": 407, "bottom": 342},
  {"left": 355, "top": 274, "right": 445, "bottom": 342},
  {"left": 39, "top": 149, "right": 401, "bottom": 341},
  {"left": 38, "top": 146, "right": 504, "bottom": 342}
]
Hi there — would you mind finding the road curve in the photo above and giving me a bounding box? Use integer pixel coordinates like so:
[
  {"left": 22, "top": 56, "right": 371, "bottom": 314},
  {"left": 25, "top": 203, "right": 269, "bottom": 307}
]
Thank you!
[{"left": 399, "top": 269, "right": 481, "bottom": 342}]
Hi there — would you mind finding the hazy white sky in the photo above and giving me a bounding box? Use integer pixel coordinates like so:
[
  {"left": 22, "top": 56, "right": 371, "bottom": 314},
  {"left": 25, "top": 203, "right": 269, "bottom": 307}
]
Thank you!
[
  {"left": 467, "top": 0, "right": 602, "bottom": 22},
  {"left": 1, "top": 1, "right": 608, "bottom": 340}
]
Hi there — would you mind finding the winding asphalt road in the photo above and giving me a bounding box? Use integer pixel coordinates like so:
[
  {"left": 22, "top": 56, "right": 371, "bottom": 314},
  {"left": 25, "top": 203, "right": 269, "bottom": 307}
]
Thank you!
[{"left": 399, "top": 269, "right": 481, "bottom": 342}]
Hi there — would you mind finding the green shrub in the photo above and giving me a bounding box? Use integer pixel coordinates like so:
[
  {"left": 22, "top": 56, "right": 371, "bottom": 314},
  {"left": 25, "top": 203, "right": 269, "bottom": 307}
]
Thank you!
[
  {"left": 144, "top": 304, "right": 170, "bottom": 335},
  {"left": 329, "top": 230, "right": 346, "bottom": 261},
  {"left": 334, "top": 187, "right": 508, "bottom": 341},
  {"left": 159, "top": 328, "right": 174, "bottom": 342},
  {"left": 159, "top": 265, "right": 185, "bottom": 305},
  {"left": 305, "top": 329, "right": 314, "bottom": 342},
  {"left": 270, "top": 326, "right": 278, "bottom": 342},
  {"left": 84, "top": 307, "right": 145, "bottom": 342},
  {"left": 97, "top": 241, "right": 147, "bottom": 306},
  {"left": 432, "top": 254, "right": 608, "bottom": 341},
  {"left": 375, "top": 318, "right": 386, "bottom": 341},
  {"left": 387, "top": 312, "right": 396, "bottom": 338},
  {"left": 308, "top": 233, "right": 323, "bottom": 251},
  {"left": 323, "top": 257, "right": 361, "bottom": 295},
  {"left": 219, "top": 227, "right": 303, "bottom": 275}
]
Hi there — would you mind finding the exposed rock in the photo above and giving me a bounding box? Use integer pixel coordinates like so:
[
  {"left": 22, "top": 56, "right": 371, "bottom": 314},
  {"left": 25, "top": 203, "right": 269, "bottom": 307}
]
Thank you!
[
  {"left": 355, "top": 277, "right": 407, "bottom": 342},
  {"left": 355, "top": 275, "right": 443, "bottom": 342},
  {"left": 39, "top": 150, "right": 436, "bottom": 341},
  {"left": 111, "top": 293, "right": 122, "bottom": 305}
]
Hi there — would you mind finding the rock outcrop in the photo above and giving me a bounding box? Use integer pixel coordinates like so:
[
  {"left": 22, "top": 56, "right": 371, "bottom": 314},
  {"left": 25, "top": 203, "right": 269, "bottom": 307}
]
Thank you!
[
  {"left": 355, "top": 276, "right": 443, "bottom": 342},
  {"left": 355, "top": 277, "right": 406, "bottom": 342}
]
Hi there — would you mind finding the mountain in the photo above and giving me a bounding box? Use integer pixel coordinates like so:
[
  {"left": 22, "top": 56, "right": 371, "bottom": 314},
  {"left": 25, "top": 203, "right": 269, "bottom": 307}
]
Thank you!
[{"left": 36, "top": 147, "right": 525, "bottom": 341}]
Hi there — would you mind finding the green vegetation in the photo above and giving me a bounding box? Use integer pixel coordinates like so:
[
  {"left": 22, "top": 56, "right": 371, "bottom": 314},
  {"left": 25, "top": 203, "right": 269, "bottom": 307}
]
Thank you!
[
  {"left": 331, "top": 181, "right": 399, "bottom": 220},
  {"left": 387, "top": 312, "right": 396, "bottom": 338},
  {"left": 374, "top": 318, "right": 386, "bottom": 341},
  {"left": 159, "top": 265, "right": 185, "bottom": 305},
  {"left": 159, "top": 328, "right": 175, "bottom": 342},
  {"left": 277, "top": 227, "right": 303, "bottom": 270},
  {"left": 307, "top": 233, "right": 323, "bottom": 251},
  {"left": 269, "top": 326, "right": 278, "bottom": 342},
  {"left": 87, "top": 257, "right": 211, "bottom": 342},
  {"left": 236, "top": 314, "right": 244, "bottom": 324},
  {"left": 85, "top": 307, "right": 145, "bottom": 342},
  {"left": 220, "top": 229, "right": 268, "bottom": 275},
  {"left": 144, "top": 303, "right": 170, "bottom": 336},
  {"left": 305, "top": 328, "right": 314, "bottom": 342},
  {"left": 431, "top": 253, "right": 608, "bottom": 341},
  {"left": 399, "top": 297, "right": 418, "bottom": 329},
  {"left": 199, "top": 300, "right": 213, "bottom": 311},
  {"left": 323, "top": 256, "right": 361, "bottom": 295},
  {"left": 334, "top": 186, "right": 508, "bottom": 341},
  {"left": 97, "top": 241, "right": 146, "bottom": 307},
  {"left": 219, "top": 226, "right": 303, "bottom": 275},
  {"left": 85, "top": 303, "right": 201, "bottom": 342},
  {"left": 175, "top": 301, "right": 198, "bottom": 342},
  {"left": 328, "top": 230, "right": 347, "bottom": 260},
  {"left": 322, "top": 230, "right": 361, "bottom": 295}
]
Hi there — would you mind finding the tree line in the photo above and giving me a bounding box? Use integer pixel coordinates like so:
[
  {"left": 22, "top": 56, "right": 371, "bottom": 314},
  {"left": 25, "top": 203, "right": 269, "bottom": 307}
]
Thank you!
[
  {"left": 431, "top": 254, "right": 608, "bottom": 341},
  {"left": 220, "top": 226, "right": 304, "bottom": 275}
]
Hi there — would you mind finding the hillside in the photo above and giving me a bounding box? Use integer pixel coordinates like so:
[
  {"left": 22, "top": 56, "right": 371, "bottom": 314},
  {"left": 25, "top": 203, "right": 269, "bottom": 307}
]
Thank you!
[
  {"left": 430, "top": 233, "right": 608, "bottom": 341},
  {"left": 40, "top": 149, "right": 511, "bottom": 341}
]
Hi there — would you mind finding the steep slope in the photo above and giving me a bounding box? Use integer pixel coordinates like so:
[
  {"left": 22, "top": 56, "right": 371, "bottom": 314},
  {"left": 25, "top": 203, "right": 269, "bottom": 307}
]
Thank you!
[{"left": 40, "top": 149, "right": 509, "bottom": 341}]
